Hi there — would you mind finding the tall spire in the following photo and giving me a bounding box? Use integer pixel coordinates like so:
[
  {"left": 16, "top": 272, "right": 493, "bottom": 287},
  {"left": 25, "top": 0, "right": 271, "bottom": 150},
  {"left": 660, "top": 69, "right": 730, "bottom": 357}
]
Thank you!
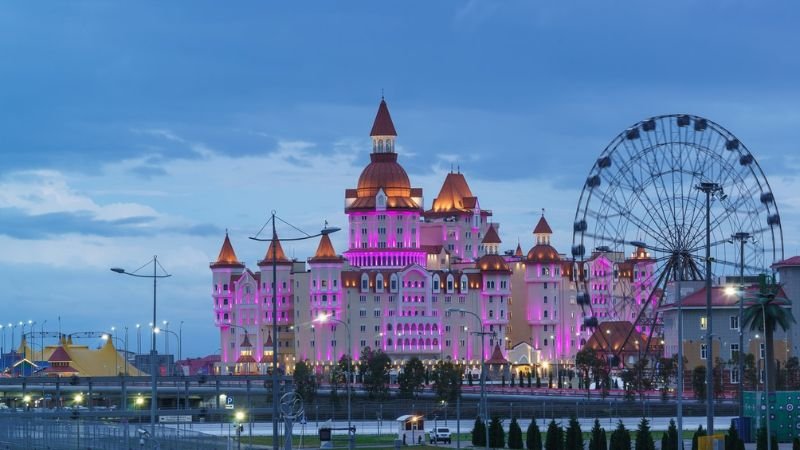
[
  {"left": 370, "top": 98, "right": 397, "bottom": 137},
  {"left": 533, "top": 213, "right": 553, "bottom": 245},
  {"left": 310, "top": 234, "right": 343, "bottom": 263},
  {"left": 370, "top": 98, "right": 397, "bottom": 154}
]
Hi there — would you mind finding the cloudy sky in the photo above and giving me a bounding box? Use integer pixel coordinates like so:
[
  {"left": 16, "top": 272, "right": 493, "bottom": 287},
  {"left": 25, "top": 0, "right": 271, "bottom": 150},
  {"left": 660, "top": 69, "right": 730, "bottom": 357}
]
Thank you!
[{"left": 2, "top": 1, "right": 799, "bottom": 357}]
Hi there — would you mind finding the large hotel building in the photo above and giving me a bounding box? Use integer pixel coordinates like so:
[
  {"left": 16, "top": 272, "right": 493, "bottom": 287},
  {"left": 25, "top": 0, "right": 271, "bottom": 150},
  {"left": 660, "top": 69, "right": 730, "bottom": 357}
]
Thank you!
[{"left": 210, "top": 99, "right": 658, "bottom": 376}]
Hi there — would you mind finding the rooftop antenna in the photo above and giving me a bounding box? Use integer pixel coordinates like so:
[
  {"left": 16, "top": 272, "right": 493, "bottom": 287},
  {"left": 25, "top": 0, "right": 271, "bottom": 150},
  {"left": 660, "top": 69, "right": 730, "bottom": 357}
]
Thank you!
[
  {"left": 381, "top": 88, "right": 384, "bottom": 100},
  {"left": 457, "top": 164, "right": 460, "bottom": 174},
  {"left": 541, "top": 208, "right": 545, "bottom": 217}
]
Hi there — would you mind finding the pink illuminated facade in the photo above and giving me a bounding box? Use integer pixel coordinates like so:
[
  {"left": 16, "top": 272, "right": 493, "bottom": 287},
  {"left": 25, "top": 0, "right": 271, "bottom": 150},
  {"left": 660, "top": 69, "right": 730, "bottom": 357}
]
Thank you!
[{"left": 210, "top": 98, "right": 657, "bottom": 375}]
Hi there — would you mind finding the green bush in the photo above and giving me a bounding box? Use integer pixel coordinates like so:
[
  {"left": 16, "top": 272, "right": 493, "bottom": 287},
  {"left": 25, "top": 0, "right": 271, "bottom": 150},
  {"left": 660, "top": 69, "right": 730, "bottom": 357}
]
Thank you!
[
  {"left": 565, "top": 415, "right": 584, "bottom": 450},
  {"left": 691, "top": 425, "right": 705, "bottom": 450},
  {"left": 472, "top": 417, "right": 486, "bottom": 447},
  {"left": 508, "top": 418, "right": 523, "bottom": 449},
  {"left": 489, "top": 416, "right": 505, "bottom": 449},
  {"left": 609, "top": 421, "right": 630, "bottom": 450},
  {"left": 544, "top": 419, "right": 564, "bottom": 450}
]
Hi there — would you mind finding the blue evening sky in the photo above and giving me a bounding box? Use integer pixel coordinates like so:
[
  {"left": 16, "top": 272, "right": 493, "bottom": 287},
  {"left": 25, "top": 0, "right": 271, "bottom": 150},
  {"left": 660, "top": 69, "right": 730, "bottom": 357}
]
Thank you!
[{"left": 1, "top": 1, "right": 799, "bottom": 357}]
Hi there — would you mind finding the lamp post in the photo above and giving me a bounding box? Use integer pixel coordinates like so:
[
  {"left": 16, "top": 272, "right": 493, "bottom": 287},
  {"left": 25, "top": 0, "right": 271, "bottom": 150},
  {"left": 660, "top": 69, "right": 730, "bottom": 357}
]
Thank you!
[
  {"left": 249, "top": 212, "right": 340, "bottom": 450},
  {"left": 760, "top": 304, "right": 773, "bottom": 450},
  {"left": 156, "top": 327, "right": 181, "bottom": 376},
  {"left": 315, "top": 313, "right": 353, "bottom": 450},
  {"left": 9, "top": 323, "right": 16, "bottom": 355},
  {"left": 136, "top": 324, "right": 142, "bottom": 355},
  {"left": 0, "top": 324, "right": 4, "bottom": 357},
  {"left": 111, "top": 256, "right": 171, "bottom": 437},
  {"left": 675, "top": 255, "right": 685, "bottom": 450},
  {"left": 162, "top": 321, "right": 170, "bottom": 355},
  {"left": 730, "top": 231, "right": 750, "bottom": 425},
  {"left": 696, "top": 181, "right": 722, "bottom": 435},
  {"left": 448, "top": 308, "right": 490, "bottom": 450}
]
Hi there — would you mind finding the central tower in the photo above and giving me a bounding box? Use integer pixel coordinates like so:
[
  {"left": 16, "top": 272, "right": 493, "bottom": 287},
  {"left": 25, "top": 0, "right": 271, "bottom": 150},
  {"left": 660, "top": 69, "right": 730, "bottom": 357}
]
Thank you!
[{"left": 344, "top": 99, "right": 424, "bottom": 268}]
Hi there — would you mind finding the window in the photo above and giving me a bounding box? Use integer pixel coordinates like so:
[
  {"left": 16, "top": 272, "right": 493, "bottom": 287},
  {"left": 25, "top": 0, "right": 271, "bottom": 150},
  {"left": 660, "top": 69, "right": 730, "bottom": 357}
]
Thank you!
[
  {"left": 359, "top": 310, "right": 367, "bottom": 317},
  {"left": 543, "top": 325, "right": 548, "bottom": 332},
  {"left": 731, "top": 367, "right": 740, "bottom": 384},
  {"left": 760, "top": 343, "right": 765, "bottom": 359},
  {"left": 700, "top": 344, "right": 707, "bottom": 360},
  {"left": 700, "top": 316, "right": 707, "bottom": 330},
  {"left": 544, "top": 296, "right": 548, "bottom": 304},
  {"left": 730, "top": 343, "right": 740, "bottom": 361},
  {"left": 543, "top": 338, "right": 548, "bottom": 346},
  {"left": 730, "top": 316, "right": 739, "bottom": 330},
  {"left": 543, "top": 282, "right": 548, "bottom": 289},
  {"left": 543, "top": 310, "right": 548, "bottom": 319},
  {"left": 360, "top": 340, "right": 367, "bottom": 347}
]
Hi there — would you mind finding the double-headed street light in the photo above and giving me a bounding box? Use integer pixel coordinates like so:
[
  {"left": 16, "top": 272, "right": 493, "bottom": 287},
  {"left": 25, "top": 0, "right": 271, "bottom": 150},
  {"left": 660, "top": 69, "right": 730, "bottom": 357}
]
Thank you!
[
  {"left": 155, "top": 327, "right": 181, "bottom": 376},
  {"left": 447, "top": 308, "right": 490, "bottom": 450},
  {"left": 249, "top": 212, "right": 340, "bottom": 450},
  {"left": 315, "top": 313, "right": 353, "bottom": 450},
  {"left": 111, "top": 256, "right": 171, "bottom": 437}
]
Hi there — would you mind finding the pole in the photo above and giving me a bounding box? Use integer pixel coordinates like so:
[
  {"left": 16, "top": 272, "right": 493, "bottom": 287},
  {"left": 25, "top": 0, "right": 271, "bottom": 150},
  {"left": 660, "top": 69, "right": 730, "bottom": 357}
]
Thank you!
[
  {"left": 732, "top": 232, "right": 750, "bottom": 424},
  {"left": 347, "top": 321, "right": 353, "bottom": 450},
  {"left": 676, "top": 256, "right": 684, "bottom": 450},
  {"left": 762, "top": 305, "right": 772, "bottom": 450},
  {"left": 480, "top": 329, "right": 488, "bottom": 450},
  {"left": 697, "top": 184, "right": 717, "bottom": 436},
  {"left": 151, "top": 255, "right": 158, "bottom": 437},
  {"left": 272, "top": 212, "right": 280, "bottom": 450}
]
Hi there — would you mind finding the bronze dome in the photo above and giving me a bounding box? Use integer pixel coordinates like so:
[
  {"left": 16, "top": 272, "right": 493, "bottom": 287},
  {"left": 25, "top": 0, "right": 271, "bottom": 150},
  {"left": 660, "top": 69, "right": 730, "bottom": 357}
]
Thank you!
[
  {"left": 526, "top": 244, "right": 561, "bottom": 263},
  {"left": 356, "top": 152, "right": 411, "bottom": 198}
]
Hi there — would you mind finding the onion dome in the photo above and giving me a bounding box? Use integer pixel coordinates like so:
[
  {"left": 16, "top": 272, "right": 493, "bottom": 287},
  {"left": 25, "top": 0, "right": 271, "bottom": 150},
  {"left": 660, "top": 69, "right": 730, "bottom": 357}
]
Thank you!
[
  {"left": 476, "top": 253, "right": 511, "bottom": 273},
  {"left": 258, "top": 233, "right": 292, "bottom": 266},
  {"left": 309, "top": 234, "right": 344, "bottom": 263},
  {"left": 526, "top": 244, "right": 561, "bottom": 263},
  {"left": 482, "top": 224, "right": 501, "bottom": 244},
  {"left": 210, "top": 231, "right": 244, "bottom": 269}
]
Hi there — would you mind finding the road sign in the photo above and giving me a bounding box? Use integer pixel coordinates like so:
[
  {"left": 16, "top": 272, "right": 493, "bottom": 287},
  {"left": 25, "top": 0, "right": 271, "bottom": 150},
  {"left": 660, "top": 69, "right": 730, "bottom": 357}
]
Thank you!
[{"left": 225, "top": 396, "right": 234, "bottom": 409}]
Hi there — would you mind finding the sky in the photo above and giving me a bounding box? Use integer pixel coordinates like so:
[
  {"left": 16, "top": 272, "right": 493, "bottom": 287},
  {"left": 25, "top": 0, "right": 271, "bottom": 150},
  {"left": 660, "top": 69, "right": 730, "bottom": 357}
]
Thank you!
[{"left": 1, "top": 1, "right": 800, "bottom": 358}]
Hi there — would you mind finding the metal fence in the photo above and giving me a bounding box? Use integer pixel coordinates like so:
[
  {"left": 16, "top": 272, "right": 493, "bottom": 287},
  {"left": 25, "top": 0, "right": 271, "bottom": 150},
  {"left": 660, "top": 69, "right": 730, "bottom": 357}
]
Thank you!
[{"left": 0, "top": 416, "right": 230, "bottom": 449}]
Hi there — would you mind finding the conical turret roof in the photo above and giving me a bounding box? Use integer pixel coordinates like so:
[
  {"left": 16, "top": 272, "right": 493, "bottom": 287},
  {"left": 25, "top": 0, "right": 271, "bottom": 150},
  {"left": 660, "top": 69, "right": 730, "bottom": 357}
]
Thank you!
[
  {"left": 258, "top": 233, "right": 292, "bottom": 266},
  {"left": 211, "top": 231, "right": 245, "bottom": 268},
  {"left": 370, "top": 98, "right": 397, "bottom": 136},
  {"left": 482, "top": 224, "right": 501, "bottom": 244},
  {"left": 310, "top": 234, "right": 343, "bottom": 263},
  {"left": 533, "top": 216, "right": 552, "bottom": 234}
]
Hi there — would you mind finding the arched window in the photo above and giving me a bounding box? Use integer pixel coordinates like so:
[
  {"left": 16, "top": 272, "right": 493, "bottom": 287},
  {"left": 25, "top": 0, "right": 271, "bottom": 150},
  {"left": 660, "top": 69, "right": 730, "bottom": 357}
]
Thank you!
[
  {"left": 460, "top": 275, "right": 468, "bottom": 292},
  {"left": 411, "top": 324, "right": 417, "bottom": 332},
  {"left": 425, "top": 324, "right": 431, "bottom": 332},
  {"left": 446, "top": 274, "right": 455, "bottom": 292},
  {"left": 378, "top": 139, "right": 384, "bottom": 152},
  {"left": 404, "top": 323, "right": 410, "bottom": 332},
  {"left": 425, "top": 338, "right": 431, "bottom": 347},
  {"left": 543, "top": 310, "right": 549, "bottom": 318},
  {"left": 390, "top": 274, "right": 399, "bottom": 292},
  {"left": 376, "top": 274, "right": 384, "bottom": 291},
  {"left": 432, "top": 338, "right": 439, "bottom": 346},
  {"left": 387, "top": 338, "right": 393, "bottom": 346},
  {"left": 361, "top": 273, "right": 369, "bottom": 291},
  {"left": 411, "top": 338, "right": 417, "bottom": 347},
  {"left": 386, "top": 323, "right": 393, "bottom": 331},
  {"left": 404, "top": 338, "right": 410, "bottom": 346},
  {"left": 432, "top": 324, "right": 439, "bottom": 332}
]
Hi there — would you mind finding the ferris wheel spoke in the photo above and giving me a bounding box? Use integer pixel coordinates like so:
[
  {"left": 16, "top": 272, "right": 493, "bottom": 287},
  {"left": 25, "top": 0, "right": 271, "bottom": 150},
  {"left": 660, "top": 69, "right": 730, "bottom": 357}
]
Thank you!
[{"left": 586, "top": 189, "right": 671, "bottom": 249}]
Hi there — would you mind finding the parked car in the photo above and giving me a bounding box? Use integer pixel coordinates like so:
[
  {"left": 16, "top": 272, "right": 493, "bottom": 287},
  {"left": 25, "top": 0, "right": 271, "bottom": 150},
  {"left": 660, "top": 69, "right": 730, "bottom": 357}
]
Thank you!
[{"left": 428, "top": 427, "right": 451, "bottom": 444}]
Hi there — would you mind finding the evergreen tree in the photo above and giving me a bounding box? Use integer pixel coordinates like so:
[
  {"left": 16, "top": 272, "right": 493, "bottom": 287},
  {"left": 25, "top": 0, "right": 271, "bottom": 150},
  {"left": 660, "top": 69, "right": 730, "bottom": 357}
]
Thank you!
[
  {"left": 609, "top": 421, "right": 631, "bottom": 450},
  {"left": 793, "top": 437, "right": 800, "bottom": 450},
  {"left": 755, "top": 427, "right": 778, "bottom": 450},
  {"left": 526, "top": 417, "right": 542, "bottom": 450},
  {"left": 511, "top": 373, "right": 516, "bottom": 387},
  {"left": 565, "top": 415, "right": 584, "bottom": 450},
  {"left": 725, "top": 421, "right": 744, "bottom": 450},
  {"left": 691, "top": 426, "right": 705, "bottom": 450},
  {"left": 508, "top": 418, "right": 524, "bottom": 449},
  {"left": 589, "top": 419, "right": 607, "bottom": 450},
  {"left": 634, "top": 418, "right": 654, "bottom": 450},
  {"left": 660, "top": 419, "right": 678, "bottom": 450},
  {"left": 472, "top": 417, "right": 486, "bottom": 447},
  {"left": 489, "top": 416, "right": 505, "bottom": 449},
  {"left": 545, "top": 420, "right": 564, "bottom": 450}
]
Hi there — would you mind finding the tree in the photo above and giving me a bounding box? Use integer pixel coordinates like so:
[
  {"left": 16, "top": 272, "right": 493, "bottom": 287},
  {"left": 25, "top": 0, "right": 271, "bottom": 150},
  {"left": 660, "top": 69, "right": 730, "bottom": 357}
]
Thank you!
[
  {"left": 565, "top": 415, "right": 584, "bottom": 450},
  {"left": 755, "top": 427, "right": 778, "bottom": 450},
  {"left": 510, "top": 372, "right": 516, "bottom": 387},
  {"left": 620, "top": 368, "right": 637, "bottom": 401},
  {"left": 725, "top": 420, "right": 744, "bottom": 450},
  {"left": 489, "top": 416, "right": 505, "bottom": 449},
  {"left": 589, "top": 419, "right": 607, "bottom": 450},
  {"left": 469, "top": 371, "right": 474, "bottom": 386},
  {"left": 527, "top": 370, "right": 533, "bottom": 388},
  {"left": 609, "top": 421, "right": 630, "bottom": 450},
  {"left": 432, "top": 360, "right": 462, "bottom": 403},
  {"left": 743, "top": 353, "right": 758, "bottom": 389},
  {"left": 793, "top": 437, "right": 800, "bottom": 450},
  {"left": 544, "top": 420, "right": 563, "bottom": 450},
  {"left": 398, "top": 357, "right": 425, "bottom": 399},
  {"left": 657, "top": 356, "right": 678, "bottom": 401},
  {"left": 634, "top": 417, "right": 654, "bottom": 450},
  {"left": 526, "top": 417, "right": 542, "bottom": 450},
  {"left": 508, "top": 417, "right": 523, "bottom": 449},
  {"left": 661, "top": 419, "right": 678, "bottom": 450},
  {"left": 360, "top": 347, "right": 391, "bottom": 400},
  {"left": 293, "top": 360, "right": 318, "bottom": 404},
  {"left": 691, "top": 426, "right": 705, "bottom": 450},
  {"left": 691, "top": 366, "right": 706, "bottom": 400},
  {"left": 576, "top": 348, "right": 600, "bottom": 399},
  {"left": 473, "top": 417, "right": 487, "bottom": 447},
  {"left": 743, "top": 275, "right": 796, "bottom": 391}
]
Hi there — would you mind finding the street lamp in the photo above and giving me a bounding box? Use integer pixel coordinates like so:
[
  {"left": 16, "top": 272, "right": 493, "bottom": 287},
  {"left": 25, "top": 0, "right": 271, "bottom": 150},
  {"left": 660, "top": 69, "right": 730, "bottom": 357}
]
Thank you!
[
  {"left": 110, "top": 256, "right": 172, "bottom": 437},
  {"left": 155, "top": 327, "right": 181, "bottom": 376},
  {"left": 695, "top": 181, "right": 723, "bottom": 435},
  {"left": 315, "top": 312, "right": 353, "bottom": 450},
  {"left": 234, "top": 410, "right": 246, "bottom": 450},
  {"left": 729, "top": 231, "right": 751, "bottom": 427},
  {"left": 249, "top": 212, "right": 340, "bottom": 450},
  {"left": 448, "top": 308, "right": 490, "bottom": 450}
]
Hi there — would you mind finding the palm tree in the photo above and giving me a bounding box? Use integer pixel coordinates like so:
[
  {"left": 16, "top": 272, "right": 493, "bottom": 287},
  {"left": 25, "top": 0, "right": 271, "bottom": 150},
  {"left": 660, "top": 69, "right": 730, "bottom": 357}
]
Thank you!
[{"left": 742, "top": 275, "right": 795, "bottom": 391}]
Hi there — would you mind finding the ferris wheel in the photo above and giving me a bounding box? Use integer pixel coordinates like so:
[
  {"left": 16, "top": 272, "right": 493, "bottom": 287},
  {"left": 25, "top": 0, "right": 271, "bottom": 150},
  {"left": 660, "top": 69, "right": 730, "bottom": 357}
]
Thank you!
[{"left": 571, "top": 114, "right": 784, "bottom": 361}]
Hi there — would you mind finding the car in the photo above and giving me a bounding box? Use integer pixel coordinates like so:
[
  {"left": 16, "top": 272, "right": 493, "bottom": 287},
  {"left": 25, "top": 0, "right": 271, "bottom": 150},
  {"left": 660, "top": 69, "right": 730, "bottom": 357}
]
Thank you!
[{"left": 428, "top": 427, "right": 451, "bottom": 444}]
